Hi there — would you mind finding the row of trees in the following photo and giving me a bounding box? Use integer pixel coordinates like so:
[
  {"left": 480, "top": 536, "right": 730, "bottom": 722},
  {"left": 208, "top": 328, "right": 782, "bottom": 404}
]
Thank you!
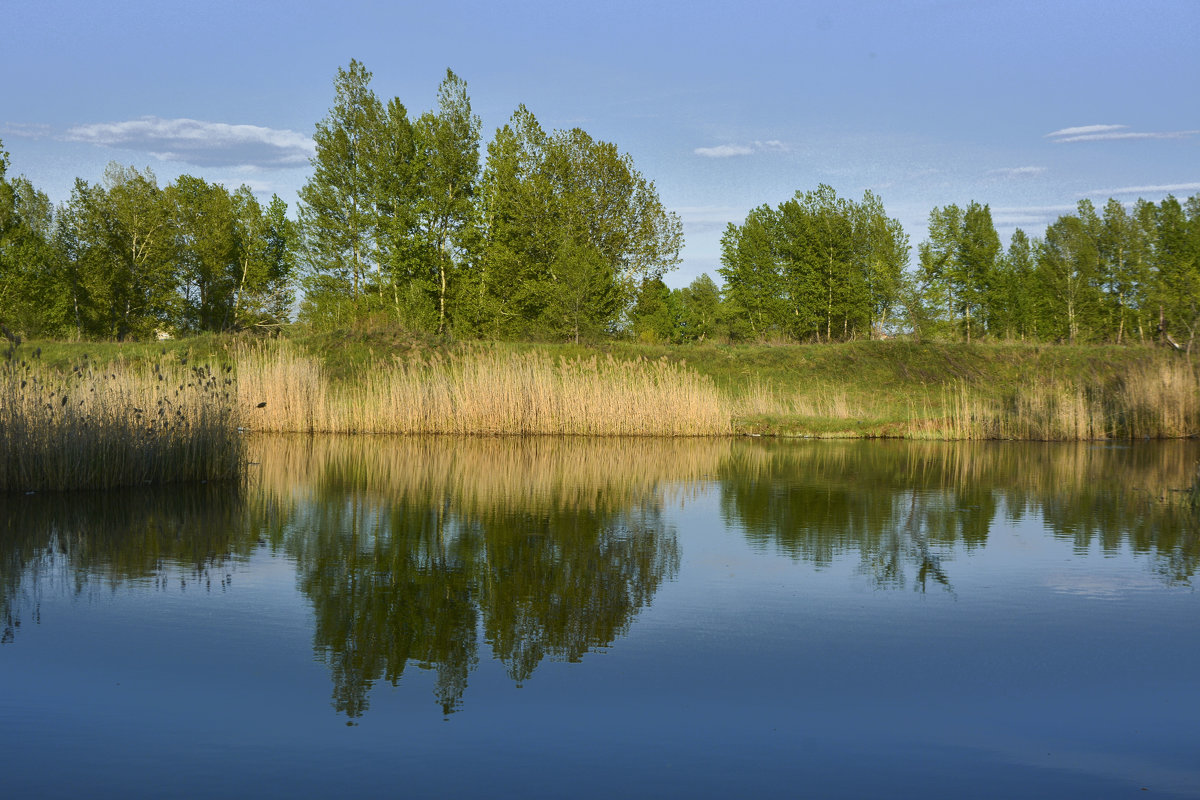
[
  {"left": 297, "top": 61, "right": 682, "bottom": 342},
  {"left": 3, "top": 58, "right": 1199, "bottom": 346},
  {"left": 913, "top": 196, "right": 1200, "bottom": 347},
  {"left": 715, "top": 188, "right": 1200, "bottom": 349},
  {"left": 0, "top": 144, "right": 295, "bottom": 340},
  {"left": 717, "top": 185, "right": 910, "bottom": 342}
]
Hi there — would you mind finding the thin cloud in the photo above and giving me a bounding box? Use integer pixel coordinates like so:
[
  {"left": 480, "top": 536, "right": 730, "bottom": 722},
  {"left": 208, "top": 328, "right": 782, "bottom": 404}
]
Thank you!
[
  {"left": 676, "top": 204, "right": 746, "bottom": 232},
  {"left": 694, "top": 144, "right": 755, "bottom": 158},
  {"left": 63, "top": 116, "right": 314, "bottom": 168},
  {"left": 693, "top": 140, "right": 789, "bottom": 158},
  {"left": 1083, "top": 182, "right": 1200, "bottom": 197},
  {"left": 1045, "top": 124, "right": 1126, "bottom": 138},
  {"left": 988, "top": 166, "right": 1046, "bottom": 178},
  {"left": 989, "top": 204, "right": 1078, "bottom": 227},
  {"left": 0, "top": 122, "right": 53, "bottom": 139},
  {"left": 1047, "top": 124, "right": 1199, "bottom": 143}
]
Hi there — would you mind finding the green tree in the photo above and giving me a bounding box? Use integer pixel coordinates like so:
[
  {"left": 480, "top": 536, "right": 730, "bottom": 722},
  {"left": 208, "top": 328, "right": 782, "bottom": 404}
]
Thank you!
[
  {"left": 414, "top": 69, "right": 482, "bottom": 334},
  {"left": 0, "top": 156, "right": 67, "bottom": 337},
  {"left": 629, "top": 277, "right": 680, "bottom": 343},
  {"left": 718, "top": 207, "right": 786, "bottom": 339},
  {"left": 1036, "top": 201, "right": 1105, "bottom": 343},
  {"left": 169, "top": 175, "right": 237, "bottom": 333},
  {"left": 230, "top": 189, "right": 296, "bottom": 329},
  {"left": 475, "top": 106, "right": 681, "bottom": 339},
  {"left": 298, "top": 59, "right": 387, "bottom": 325},
  {"left": 720, "top": 186, "right": 907, "bottom": 342},
  {"left": 63, "top": 164, "right": 177, "bottom": 340},
  {"left": 676, "top": 273, "right": 725, "bottom": 342},
  {"left": 1151, "top": 195, "right": 1200, "bottom": 351}
]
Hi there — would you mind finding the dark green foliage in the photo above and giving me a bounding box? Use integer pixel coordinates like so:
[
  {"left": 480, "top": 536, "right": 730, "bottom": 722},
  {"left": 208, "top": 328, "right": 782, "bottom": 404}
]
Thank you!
[
  {"left": 469, "top": 106, "right": 682, "bottom": 340},
  {"left": 719, "top": 185, "right": 908, "bottom": 342}
]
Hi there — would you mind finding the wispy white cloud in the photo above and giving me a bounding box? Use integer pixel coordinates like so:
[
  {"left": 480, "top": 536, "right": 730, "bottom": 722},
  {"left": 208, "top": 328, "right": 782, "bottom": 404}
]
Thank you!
[
  {"left": 988, "top": 166, "right": 1046, "bottom": 178},
  {"left": 1058, "top": 130, "right": 1199, "bottom": 143},
  {"left": 989, "top": 203, "right": 1079, "bottom": 227},
  {"left": 0, "top": 122, "right": 53, "bottom": 139},
  {"left": 1046, "top": 124, "right": 1199, "bottom": 143},
  {"left": 694, "top": 143, "right": 755, "bottom": 158},
  {"left": 1045, "top": 124, "right": 1126, "bottom": 138},
  {"left": 693, "top": 140, "right": 790, "bottom": 158},
  {"left": 1083, "top": 182, "right": 1200, "bottom": 197},
  {"left": 675, "top": 204, "right": 746, "bottom": 232},
  {"left": 63, "top": 116, "right": 314, "bottom": 168}
]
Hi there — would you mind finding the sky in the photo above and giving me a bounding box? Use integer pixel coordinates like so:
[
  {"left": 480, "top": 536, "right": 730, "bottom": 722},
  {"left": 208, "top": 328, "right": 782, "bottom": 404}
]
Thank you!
[{"left": 2, "top": 0, "right": 1198, "bottom": 288}]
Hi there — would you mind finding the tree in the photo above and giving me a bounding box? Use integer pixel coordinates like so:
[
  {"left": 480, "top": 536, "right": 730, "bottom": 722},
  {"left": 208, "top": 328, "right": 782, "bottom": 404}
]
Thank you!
[
  {"left": 298, "top": 59, "right": 387, "bottom": 324},
  {"left": 629, "top": 277, "right": 680, "bottom": 343},
  {"left": 230, "top": 189, "right": 296, "bottom": 329},
  {"left": 720, "top": 186, "right": 907, "bottom": 342},
  {"left": 63, "top": 164, "right": 176, "bottom": 340},
  {"left": 1151, "top": 195, "right": 1200, "bottom": 351},
  {"left": 474, "top": 106, "right": 682, "bottom": 340},
  {"left": 677, "top": 273, "right": 725, "bottom": 342},
  {"left": 414, "top": 69, "right": 482, "bottom": 334},
  {"left": 169, "top": 174, "right": 237, "bottom": 333},
  {"left": 1036, "top": 202, "right": 1105, "bottom": 343},
  {"left": 958, "top": 202, "right": 1001, "bottom": 341},
  {"left": 718, "top": 207, "right": 786, "bottom": 339},
  {"left": 0, "top": 149, "right": 68, "bottom": 337}
]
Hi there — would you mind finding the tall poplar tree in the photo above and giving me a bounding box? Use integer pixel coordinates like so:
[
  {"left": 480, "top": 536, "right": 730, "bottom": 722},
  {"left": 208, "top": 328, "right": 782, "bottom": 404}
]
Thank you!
[{"left": 298, "top": 59, "right": 386, "bottom": 325}]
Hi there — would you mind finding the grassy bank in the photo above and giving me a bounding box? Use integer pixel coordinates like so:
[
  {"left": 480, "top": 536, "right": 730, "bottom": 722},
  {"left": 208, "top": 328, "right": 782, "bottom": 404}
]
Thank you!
[
  {"left": 281, "top": 334, "right": 1200, "bottom": 440},
  {"left": 7, "top": 335, "right": 1200, "bottom": 453}
]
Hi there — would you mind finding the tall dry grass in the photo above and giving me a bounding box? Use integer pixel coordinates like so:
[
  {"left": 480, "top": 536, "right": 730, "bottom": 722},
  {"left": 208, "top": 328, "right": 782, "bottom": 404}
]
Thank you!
[
  {"left": 0, "top": 353, "right": 244, "bottom": 492},
  {"left": 934, "top": 360, "right": 1200, "bottom": 440},
  {"left": 236, "top": 343, "right": 733, "bottom": 435}
]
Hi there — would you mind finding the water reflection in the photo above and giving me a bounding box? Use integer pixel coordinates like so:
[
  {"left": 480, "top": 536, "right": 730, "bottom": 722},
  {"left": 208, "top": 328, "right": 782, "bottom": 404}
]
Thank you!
[
  {"left": 717, "top": 441, "right": 1200, "bottom": 590},
  {"left": 1, "top": 437, "right": 1197, "bottom": 718},
  {"left": 1, "top": 485, "right": 253, "bottom": 643},
  {"left": 252, "top": 436, "right": 699, "bottom": 716}
]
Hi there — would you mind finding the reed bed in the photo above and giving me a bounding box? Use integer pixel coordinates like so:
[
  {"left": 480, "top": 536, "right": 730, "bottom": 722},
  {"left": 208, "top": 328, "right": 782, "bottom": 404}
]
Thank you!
[
  {"left": 0, "top": 353, "right": 244, "bottom": 492},
  {"left": 236, "top": 343, "right": 733, "bottom": 436},
  {"left": 931, "top": 359, "right": 1200, "bottom": 440}
]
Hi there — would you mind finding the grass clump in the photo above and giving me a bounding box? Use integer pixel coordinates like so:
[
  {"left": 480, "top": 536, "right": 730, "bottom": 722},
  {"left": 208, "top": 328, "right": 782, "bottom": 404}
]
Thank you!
[{"left": 0, "top": 349, "right": 244, "bottom": 492}]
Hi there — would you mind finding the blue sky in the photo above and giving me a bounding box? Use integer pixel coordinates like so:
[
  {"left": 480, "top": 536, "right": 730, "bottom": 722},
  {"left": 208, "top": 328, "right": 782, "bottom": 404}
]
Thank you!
[{"left": 3, "top": 0, "right": 1197, "bottom": 287}]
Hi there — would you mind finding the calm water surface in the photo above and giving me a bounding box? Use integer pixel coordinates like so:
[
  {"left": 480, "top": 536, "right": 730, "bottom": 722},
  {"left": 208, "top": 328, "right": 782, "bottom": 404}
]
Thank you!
[{"left": 2, "top": 437, "right": 1199, "bottom": 798}]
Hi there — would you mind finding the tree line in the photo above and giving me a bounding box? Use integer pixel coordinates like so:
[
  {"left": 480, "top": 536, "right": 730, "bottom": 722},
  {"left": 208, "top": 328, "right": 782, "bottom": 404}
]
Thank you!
[
  {"left": 2, "top": 59, "right": 1198, "bottom": 347},
  {"left": 0, "top": 150, "right": 295, "bottom": 340}
]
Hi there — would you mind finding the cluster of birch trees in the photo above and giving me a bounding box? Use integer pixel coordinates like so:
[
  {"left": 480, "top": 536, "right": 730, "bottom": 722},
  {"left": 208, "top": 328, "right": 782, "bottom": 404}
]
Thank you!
[
  {"left": 913, "top": 196, "right": 1200, "bottom": 347},
  {"left": 296, "top": 61, "right": 682, "bottom": 342},
  {"left": 717, "top": 190, "right": 1200, "bottom": 349},
  {"left": 0, "top": 147, "right": 295, "bottom": 341}
]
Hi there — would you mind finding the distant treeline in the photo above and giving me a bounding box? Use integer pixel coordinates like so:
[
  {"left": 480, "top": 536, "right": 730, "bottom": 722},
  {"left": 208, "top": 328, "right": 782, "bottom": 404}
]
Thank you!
[{"left": 1, "top": 59, "right": 1198, "bottom": 348}]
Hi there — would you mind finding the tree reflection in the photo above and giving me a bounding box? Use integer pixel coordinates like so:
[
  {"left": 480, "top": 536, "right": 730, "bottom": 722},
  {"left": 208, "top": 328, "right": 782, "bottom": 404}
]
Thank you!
[
  {"left": 0, "top": 485, "right": 252, "bottom": 643},
  {"left": 2, "top": 435, "right": 1195, "bottom": 719},
  {"left": 717, "top": 440, "right": 1200, "bottom": 592},
  {"left": 255, "top": 436, "right": 688, "bottom": 716}
]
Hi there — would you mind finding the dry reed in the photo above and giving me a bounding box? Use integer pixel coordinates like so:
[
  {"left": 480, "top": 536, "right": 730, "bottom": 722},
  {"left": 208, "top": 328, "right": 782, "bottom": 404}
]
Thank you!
[
  {"left": 930, "top": 360, "right": 1200, "bottom": 441},
  {"left": 0, "top": 353, "right": 244, "bottom": 492},
  {"left": 236, "top": 343, "right": 733, "bottom": 436}
]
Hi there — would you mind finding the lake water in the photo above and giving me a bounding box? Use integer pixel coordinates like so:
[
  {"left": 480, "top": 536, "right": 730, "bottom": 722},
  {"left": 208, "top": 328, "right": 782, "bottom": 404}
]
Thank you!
[{"left": 2, "top": 436, "right": 1199, "bottom": 798}]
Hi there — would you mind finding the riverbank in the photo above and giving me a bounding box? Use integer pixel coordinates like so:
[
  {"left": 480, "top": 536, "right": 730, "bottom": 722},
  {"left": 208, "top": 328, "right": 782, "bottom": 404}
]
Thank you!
[{"left": 7, "top": 334, "right": 1199, "bottom": 452}]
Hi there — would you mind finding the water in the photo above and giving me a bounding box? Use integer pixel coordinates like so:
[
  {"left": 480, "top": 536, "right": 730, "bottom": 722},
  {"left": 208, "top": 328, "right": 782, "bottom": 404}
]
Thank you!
[{"left": 2, "top": 437, "right": 1198, "bottom": 798}]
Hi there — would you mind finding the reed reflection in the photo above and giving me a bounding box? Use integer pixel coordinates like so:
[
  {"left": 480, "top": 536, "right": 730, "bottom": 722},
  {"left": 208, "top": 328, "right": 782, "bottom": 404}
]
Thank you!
[
  {"left": 251, "top": 436, "right": 707, "bottom": 716},
  {"left": 1, "top": 485, "right": 252, "bottom": 643}
]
